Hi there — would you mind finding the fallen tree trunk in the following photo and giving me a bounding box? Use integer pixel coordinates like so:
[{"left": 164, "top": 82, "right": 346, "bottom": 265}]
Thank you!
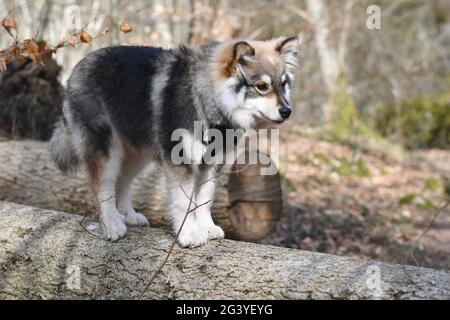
[
  {"left": 0, "top": 140, "right": 282, "bottom": 240},
  {"left": 0, "top": 201, "right": 449, "bottom": 299}
]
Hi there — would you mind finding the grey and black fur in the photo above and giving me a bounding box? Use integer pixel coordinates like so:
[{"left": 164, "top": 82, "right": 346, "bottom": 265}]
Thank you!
[{"left": 50, "top": 36, "right": 300, "bottom": 246}]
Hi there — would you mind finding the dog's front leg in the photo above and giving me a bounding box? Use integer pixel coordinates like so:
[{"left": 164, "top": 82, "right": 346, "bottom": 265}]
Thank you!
[
  {"left": 166, "top": 169, "right": 208, "bottom": 248},
  {"left": 195, "top": 166, "right": 224, "bottom": 240}
]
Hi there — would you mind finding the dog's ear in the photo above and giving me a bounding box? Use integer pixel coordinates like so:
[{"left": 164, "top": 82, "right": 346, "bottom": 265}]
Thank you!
[
  {"left": 221, "top": 41, "right": 255, "bottom": 77},
  {"left": 233, "top": 41, "right": 255, "bottom": 66},
  {"left": 276, "top": 35, "right": 301, "bottom": 70}
]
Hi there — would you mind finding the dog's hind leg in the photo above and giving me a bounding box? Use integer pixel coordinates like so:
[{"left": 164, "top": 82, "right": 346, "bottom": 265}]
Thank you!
[
  {"left": 87, "top": 136, "right": 127, "bottom": 241},
  {"left": 116, "top": 146, "right": 149, "bottom": 226}
]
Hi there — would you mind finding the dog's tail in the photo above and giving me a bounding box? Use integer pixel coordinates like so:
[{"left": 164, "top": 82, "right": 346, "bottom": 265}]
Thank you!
[{"left": 49, "top": 116, "right": 80, "bottom": 174}]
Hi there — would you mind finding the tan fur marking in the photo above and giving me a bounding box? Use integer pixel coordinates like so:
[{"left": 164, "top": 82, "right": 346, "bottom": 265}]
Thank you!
[
  {"left": 86, "top": 156, "right": 105, "bottom": 194},
  {"left": 121, "top": 137, "right": 161, "bottom": 164},
  {"left": 215, "top": 42, "right": 236, "bottom": 79},
  {"left": 248, "top": 39, "right": 284, "bottom": 69}
]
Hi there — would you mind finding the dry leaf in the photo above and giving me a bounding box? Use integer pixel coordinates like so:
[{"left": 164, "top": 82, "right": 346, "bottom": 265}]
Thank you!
[
  {"left": 119, "top": 21, "right": 133, "bottom": 33},
  {"left": 39, "top": 44, "right": 57, "bottom": 59},
  {"left": 9, "top": 42, "right": 25, "bottom": 62},
  {"left": 25, "top": 39, "right": 44, "bottom": 65},
  {"left": 25, "top": 40, "right": 39, "bottom": 56},
  {"left": 18, "top": 42, "right": 27, "bottom": 55},
  {"left": 5, "top": 43, "right": 17, "bottom": 61},
  {"left": 79, "top": 31, "right": 93, "bottom": 44},
  {"left": 2, "top": 18, "right": 17, "bottom": 32},
  {"left": 0, "top": 57, "right": 6, "bottom": 72},
  {"left": 15, "top": 50, "right": 25, "bottom": 62}
]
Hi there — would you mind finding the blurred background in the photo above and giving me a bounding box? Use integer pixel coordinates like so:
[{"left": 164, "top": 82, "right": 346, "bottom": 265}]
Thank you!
[{"left": 0, "top": 0, "right": 449, "bottom": 269}]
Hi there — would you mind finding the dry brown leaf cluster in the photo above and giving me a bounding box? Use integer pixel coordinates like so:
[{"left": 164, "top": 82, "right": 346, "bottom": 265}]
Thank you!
[
  {"left": 0, "top": 39, "right": 57, "bottom": 71},
  {"left": 0, "top": 17, "right": 133, "bottom": 72},
  {"left": 1, "top": 18, "right": 52, "bottom": 69}
]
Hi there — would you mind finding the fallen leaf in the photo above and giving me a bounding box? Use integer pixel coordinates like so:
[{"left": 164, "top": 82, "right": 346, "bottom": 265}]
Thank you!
[
  {"left": 79, "top": 31, "right": 93, "bottom": 44},
  {"left": 119, "top": 21, "right": 133, "bottom": 33},
  {"left": 401, "top": 208, "right": 412, "bottom": 218}
]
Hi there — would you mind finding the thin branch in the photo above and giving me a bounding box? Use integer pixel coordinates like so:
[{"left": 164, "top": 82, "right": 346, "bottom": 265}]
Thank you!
[
  {"left": 139, "top": 186, "right": 209, "bottom": 299},
  {"left": 78, "top": 194, "right": 117, "bottom": 241},
  {"left": 410, "top": 200, "right": 449, "bottom": 266},
  {"left": 180, "top": 184, "right": 198, "bottom": 207},
  {"left": 1, "top": 12, "right": 112, "bottom": 72},
  {"left": 48, "top": 184, "right": 109, "bottom": 240},
  {"left": 285, "top": 4, "right": 313, "bottom": 25},
  {"left": 139, "top": 164, "right": 251, "bottom": 299}
]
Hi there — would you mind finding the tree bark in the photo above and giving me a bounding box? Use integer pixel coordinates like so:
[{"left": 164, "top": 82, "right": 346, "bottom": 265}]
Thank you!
[
  {"left": 0, "top": 140, "right": 282, "bottom": 241},
  {"left": 306, "top": 0, "right": 340, "bottom": 123},
  {"left": 306, "top": 0, "right": 339, "bottom": 92},
  {"left": 0, "top": 201, "right": 449, "bottom": 299}
]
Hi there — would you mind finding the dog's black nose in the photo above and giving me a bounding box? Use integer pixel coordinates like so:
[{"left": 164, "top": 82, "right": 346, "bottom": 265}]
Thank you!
[{"left": 279, "top": 107, "right": 292, "bottom": 119}]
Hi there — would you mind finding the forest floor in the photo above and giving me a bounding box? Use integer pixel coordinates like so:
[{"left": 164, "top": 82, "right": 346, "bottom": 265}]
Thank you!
[{"left": 260, "top": 125, "right": 450, "bottom": 270}]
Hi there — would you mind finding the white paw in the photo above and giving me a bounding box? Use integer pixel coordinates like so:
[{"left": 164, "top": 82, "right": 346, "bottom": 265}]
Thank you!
[
  {"left": 123, "top": 211, "right": 149, "bottom": 226},
  {"left": 206, "top": 224, "right": 225, "bottom": 240},
  {"left": 199, "top": 223, "right": 225, "bottom": 240},
  {"left": 177, "top": 224, "right": 208, "bottom": 248},
  {"left": 101, "top": 212, "right": 127, "bottom": 241}
]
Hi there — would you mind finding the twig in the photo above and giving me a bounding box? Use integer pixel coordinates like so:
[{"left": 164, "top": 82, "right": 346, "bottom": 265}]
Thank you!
[
  {"left": 409, "top": 200, "right": 449, "bottom": 266},
  {"left": 285, "top": 4, "right": 313, "bottom": 25},
  {"left": 48, "top": 184, "right": 108, "bottom": 240},
  {"left": 0, "top": 13, "right": 111, "bottom": 71},
  {"left": 79, "top": 14, "right": 109, "bottom": 32},
  {"left": 78, "top": 194, "right": 117, "bottom": 241},
  {"left": 135, "top": 3, "right": 154, "bottom": 14},
  {"left": 139, "top": 164, "right": 251, "bottom": 299},
  {"left": 139, "top": 186, "right": 210, "bottom": 299},
  {"left": 180, "top": 184, "right": 198, "bottom": 207}
]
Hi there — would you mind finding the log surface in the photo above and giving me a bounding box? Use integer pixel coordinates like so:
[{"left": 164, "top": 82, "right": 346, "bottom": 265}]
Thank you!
[{"left": 0, "top": 201, "right": 449, "bottom": 299}]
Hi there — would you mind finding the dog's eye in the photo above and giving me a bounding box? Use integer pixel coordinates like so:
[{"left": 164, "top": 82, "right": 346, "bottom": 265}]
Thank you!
[
  {"left": 281, "top": 80, "right": 288, "bottom": 88},
  {"left": 255, "top": 83, "right": 270, "bottom": 94}
]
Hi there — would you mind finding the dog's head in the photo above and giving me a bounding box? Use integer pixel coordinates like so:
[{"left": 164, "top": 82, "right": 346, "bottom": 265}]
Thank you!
[{"left": 213, "top": 36, "right": 300, "bottom": 129}]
